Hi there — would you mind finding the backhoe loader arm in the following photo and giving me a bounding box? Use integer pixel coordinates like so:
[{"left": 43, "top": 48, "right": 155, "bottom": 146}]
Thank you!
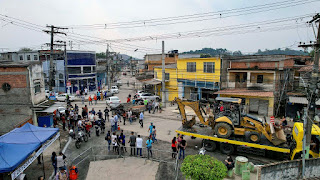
[{"left": 176, "top": 98, "right": 209, "bottom": 128}]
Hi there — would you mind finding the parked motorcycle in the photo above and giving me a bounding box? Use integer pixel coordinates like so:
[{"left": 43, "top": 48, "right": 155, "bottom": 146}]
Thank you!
[{"left": 75, "top": 129, "right": 88, "bottom": 149}]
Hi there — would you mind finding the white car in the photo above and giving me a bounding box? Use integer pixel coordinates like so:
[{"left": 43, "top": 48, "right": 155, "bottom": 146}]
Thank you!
[
  {"left": 56, "top": 93, "right": 75, "bottom": 102},
  {"left": 57, "top": 107, "right": 66, "bottom": 115},
  {"left": 106, "top": 96, "right": 121, "bottom": 108},
  {"left": 139, "top": 93, "right": 160, "bottom": 101},
  {"left": 135, "top": 90, "right": 145, "bottom": 98},
  {"left": 110, "top": 86, "right": 119, "bottom": 94}
]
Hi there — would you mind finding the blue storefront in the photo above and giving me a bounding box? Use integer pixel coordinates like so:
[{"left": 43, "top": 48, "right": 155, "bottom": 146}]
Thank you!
[{"left": 66, "top": 51, "right": 97, "bottom": 93}]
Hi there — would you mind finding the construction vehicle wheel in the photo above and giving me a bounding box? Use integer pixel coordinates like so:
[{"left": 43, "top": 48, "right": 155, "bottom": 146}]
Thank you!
[
  {"left": 203, "top": 139, "right": 217, "bottom": 152},
  {"left": 248, "top": 132, "right": 261, "bottom": 143},
  {"left": 214, "top": 123, "right": 232, "bottom": 138},
  {"left": 220, "top": 143, "right": 235, "bottom": 155}
]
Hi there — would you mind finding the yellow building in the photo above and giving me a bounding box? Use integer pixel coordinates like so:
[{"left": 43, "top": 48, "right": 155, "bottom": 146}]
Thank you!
[
  {"left": 153, "top": 64, "right": 178, "bottom": 101},
  {"left": 177, "top": 57, "right": 221, "bottom": 100}
]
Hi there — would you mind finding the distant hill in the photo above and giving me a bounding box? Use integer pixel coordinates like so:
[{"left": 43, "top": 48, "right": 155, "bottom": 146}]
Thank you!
[
  {"left": 96, "top": 52, "right": 139, "bottom": 62},
  {"left": 182, "top": 48, "right": 309, "bottom": 57}
]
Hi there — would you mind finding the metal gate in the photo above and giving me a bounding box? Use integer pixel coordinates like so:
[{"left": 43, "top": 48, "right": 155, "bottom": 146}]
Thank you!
[
  {"left": 258, "top": 100, "right": 268, "bottom": 116},
  {"left": 249, "top": 98, "right": 259, "bottom": 113}
]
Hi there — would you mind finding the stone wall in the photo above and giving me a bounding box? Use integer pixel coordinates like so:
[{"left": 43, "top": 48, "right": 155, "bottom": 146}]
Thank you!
[{"left": 259, "top": 158, "right": 320, "bottom": 180}]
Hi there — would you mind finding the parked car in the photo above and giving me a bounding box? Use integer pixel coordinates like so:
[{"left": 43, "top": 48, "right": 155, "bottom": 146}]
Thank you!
[
  {"left": 103, "top": 90, "right": 114, "bottom": 98},
  {"left": 110, "top": 86, "right": 119, "bottom": 94},
  {"left": 56, "top": 93, "right": 75, "bottom": 102},
  {"left": 57, "top": 107, "right": 66, "bottom": 115},
  {"left": 135, "top": 90, "right": 145, "bottom": 98},
  {"left": 106, "top": 96, "right": 121, "bottom": 108},
  {"left": 138, "top": 93, "right": 160, "bottom": 101}
]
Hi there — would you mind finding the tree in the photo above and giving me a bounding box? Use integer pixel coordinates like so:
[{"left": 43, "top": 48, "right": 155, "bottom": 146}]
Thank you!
[
  {"left": 309, "top": 49, "right": 315, "bottom": 57},
  {"left": 96, "top": 52, "right": 106, "bottom": 59},
  {"left": 19, "top": 47, "right": 32, "bottom": 52},
  {"left": 180, "top": 155, "right": 227, "bottom": 180},
  {"left": 200, "top": 54, "right": 211, "bottom": 58}
]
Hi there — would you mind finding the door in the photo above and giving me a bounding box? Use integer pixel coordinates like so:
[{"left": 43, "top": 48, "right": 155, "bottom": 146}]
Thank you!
[
  {"left": 178, "top": 82, "right": 183, "bottom": 98},
  {"left": 249, "top": 98, "right": 259, "bottom": 113},
  {"left": 258, "top": 100, "right": 269, "bottom": 116}
]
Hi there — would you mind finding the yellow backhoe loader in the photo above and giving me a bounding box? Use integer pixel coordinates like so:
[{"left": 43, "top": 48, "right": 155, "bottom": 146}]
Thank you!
[{"left": 176, "top": 97, "right": 286, "bottom": 146}]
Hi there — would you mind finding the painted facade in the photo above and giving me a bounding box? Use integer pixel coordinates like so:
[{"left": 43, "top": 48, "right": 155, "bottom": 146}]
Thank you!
[
  {"left": 154, "top": 64, "right": 178, "bottom": 101},
  {"left": 177, "top": 57, "right": 221, "bottom": 100}
]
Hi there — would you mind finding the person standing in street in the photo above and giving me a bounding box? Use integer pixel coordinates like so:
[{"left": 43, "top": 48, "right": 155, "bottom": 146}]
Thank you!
[
  {"left": 111, "top": 132, "right": 117, "bottom": 152},
  {"left": 114, "top": 114, "right": 119, "bottom": 131},
  {"left": 88, "top": 96, "right": 93, "bottom": 105},
  {"left": 148, "top": 123, "right": 154, "bottom": 137},
  {"left": 146, "top": 137, "right": 153, "bottom": 159},
  {"left": 104, "top": 107, "right": 109, "bottom": 121},
  {"left": 84, "top": 87, "right": 88, "bottom": 95},
  {"left": 128, "top": 131, "right": 136, "bottom": 156},
  {"left": 56, "top": 152, "right": 66, "bottom": 170},
  {"left": 68, "top": 165, "right": 78, "bottom": 180},
  {"left": 56, "top": 168, "right": 68, "bottom": 180},
  {"left": 153, "top": 101, "right": 159, "bottom": 114},
  {"left": 122, "top": 111, "right": 127, "bottom": 125},
  {"left": 97, "top": 91, "right": 101, "bottom": 101},
  {"left": 152, "top": 126, "right": 157, "bottom": 143},
  {"left": 139, "top": 112, "right": 144, "bottom": 128},
  {"left": 179, "top": 136, "right": 187, "bottom": 159},
  {"left": 120, "top": 131, "right": 127, "bottom": 152},
  {"left": 105, "top": 131, "right": 111, "bottom": 151},
  {"left": 144, "top": 98, "right": 148, "bottom": 111},
  {"left": 61, "top": 115, "right": 66, "bottom": 131},
  {"left": 94, "top": 94, "right": 98, "bottom": 105},
  {"left": 51, "top": 152, "right": 57, "bottom": 176},
  {"left": 81, "top": 95, "right": 85, "bottom": 105},
  {"left": 110, "top": 115, "right": 115, "bottom": 132},
  {"left": 128, "top": 109, "right": 133, "bottom": 124},
  {"left": 171, "top": 137, "right": 177, "bottom": 159},
  {"left": 136, "top": 135, "right": 143, "bottom": 156}
]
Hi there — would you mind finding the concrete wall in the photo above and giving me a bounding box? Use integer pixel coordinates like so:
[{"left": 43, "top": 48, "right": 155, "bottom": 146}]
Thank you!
[
  {"left": 259, "top": 158, "right": 320, "bottom": 180},
  {"left": 29, "top": 63, "right": 46, "bottom": 105}
]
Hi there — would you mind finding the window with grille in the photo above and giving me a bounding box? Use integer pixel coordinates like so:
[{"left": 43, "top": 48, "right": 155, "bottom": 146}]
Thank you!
[
  {"left": 34, "top": 55, "right": 38, "bottom": 60},
  {"left": 165, "top": 73, "right": 170, "bottom": 80},
  {"left": 19, "top": 55, "right": 23, "bottom": 61},
  {"left": 27, "top": 55, "right": 31, "bottom": 60},
  {"left": 257, "top": 75, "right": 263, "bottom": 83},
  {"left": 34, "top": 82, "right": 41, "bottom": 94},
  {"left": 187, "top": 62, "right": 196, "bottom": 72},
  {"left": 203, "top": 62, "right": 215, "bottom": 73}
]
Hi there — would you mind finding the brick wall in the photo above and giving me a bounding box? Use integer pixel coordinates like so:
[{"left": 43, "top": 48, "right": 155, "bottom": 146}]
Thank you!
[{"left": 0, "top": 74, "right": 27, "bottom": 88}]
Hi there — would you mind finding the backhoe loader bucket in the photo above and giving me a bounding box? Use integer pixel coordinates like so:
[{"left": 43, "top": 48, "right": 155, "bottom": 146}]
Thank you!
[
  {"left": 182, "top": 116, "right": 196, "bottom": 128},
  {"left": 269, "top": 123, "right": 286, "bottom": 146}
]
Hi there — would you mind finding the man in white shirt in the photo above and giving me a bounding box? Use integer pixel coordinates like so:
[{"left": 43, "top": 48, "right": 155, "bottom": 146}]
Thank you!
[
  {"left": 88, "top": 112, "right": 95, "bottom": 122},
  {"left": 110, "top": 116, "right": 115, "bottom": 132},
  {"left": 84, "top": 87, "right": 88, "bottom": 95},
  {"left": 136, "top": 135, "right": 143, "bottom": 156},
  {"left": 114, "top": 114, "right": 118, "bottom": 131},
  {"left": 77, "top": 119, "right": 82, "bottom": 130},
  {"left": 111, "top": 132, "right": 117, "bottom": 152},
  {"left": 128, "top": 110, "right": 133, "bottom": 124}
]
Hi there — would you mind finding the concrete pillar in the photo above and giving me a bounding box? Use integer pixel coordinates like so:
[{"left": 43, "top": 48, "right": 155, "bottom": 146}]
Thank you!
[
  {"left": 198, "top": 88, "right": 201, "bottom": 100},
  {"left": 247, "top": 72, "right": 251, "bottom": 85}
]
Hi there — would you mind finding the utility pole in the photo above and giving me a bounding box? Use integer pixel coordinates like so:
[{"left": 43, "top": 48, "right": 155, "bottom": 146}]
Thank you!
[
  {"left": 161, "top": 41, "right": 166, "bottom": 108},
  {"left": 43, "top": 25, "right": 68, "bottom": 91},
  {"left": 299, "top": 13, "right": 320, "bottom": 178},
  {"left": 106, "top": 44, "right": 111, "bottom": 90}
]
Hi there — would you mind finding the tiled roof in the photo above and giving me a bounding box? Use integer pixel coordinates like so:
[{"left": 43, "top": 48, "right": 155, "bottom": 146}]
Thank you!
[{"left": 214, "top": 89, "right": 274, "bottom": 97}]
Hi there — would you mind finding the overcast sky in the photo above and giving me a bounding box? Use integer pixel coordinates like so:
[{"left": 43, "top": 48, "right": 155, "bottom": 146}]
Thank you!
[{"left": 0, "top": 0, "right": 319, "bottom": 58}]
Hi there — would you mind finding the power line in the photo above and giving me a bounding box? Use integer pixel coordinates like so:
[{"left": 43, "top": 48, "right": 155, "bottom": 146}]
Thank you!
[{"left": 60, "top": 0, "right": 319, "bottom": 30}]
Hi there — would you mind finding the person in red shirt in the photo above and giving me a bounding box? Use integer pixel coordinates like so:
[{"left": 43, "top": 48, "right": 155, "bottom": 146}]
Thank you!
[
  {"left": 94, "top": 95, "right": 98, "bottom": 105},
  {"left": 61, "top": 115, "right": 66, "bottom": 131},
  {"left": 88, "top": 96, "right": 93, "bottom": 105},
  {"left": 127, "top": 96, "right": 131, "bottom": 103},
  {"left": 171, "top": 137, "right": 177, "bottom": 159},
  {"left": 69, "top": 165, "right": 78, "bottom": 180}
]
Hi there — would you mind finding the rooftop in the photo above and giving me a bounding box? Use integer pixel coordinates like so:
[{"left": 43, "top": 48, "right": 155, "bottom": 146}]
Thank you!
[
  {"left": 154, "top": 64, "right": 177, "bottom": 69},
  {"left": 0, "top": 61, "right": 40, "bottom": 67}
]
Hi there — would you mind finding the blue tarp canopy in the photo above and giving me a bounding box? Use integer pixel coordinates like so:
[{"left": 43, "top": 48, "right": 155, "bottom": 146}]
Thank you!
[{"left": 0, "top": 123, "right": 59, "bottom": 173}]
